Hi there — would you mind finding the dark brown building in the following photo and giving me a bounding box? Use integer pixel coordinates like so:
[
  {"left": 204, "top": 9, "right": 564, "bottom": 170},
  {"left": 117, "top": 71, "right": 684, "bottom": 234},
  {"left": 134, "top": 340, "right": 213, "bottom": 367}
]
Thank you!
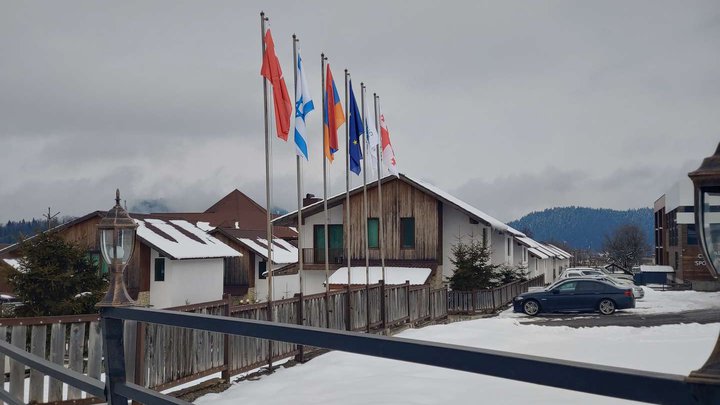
[{"left": 654, "top": 179, "right": 715, "bottom": 286}]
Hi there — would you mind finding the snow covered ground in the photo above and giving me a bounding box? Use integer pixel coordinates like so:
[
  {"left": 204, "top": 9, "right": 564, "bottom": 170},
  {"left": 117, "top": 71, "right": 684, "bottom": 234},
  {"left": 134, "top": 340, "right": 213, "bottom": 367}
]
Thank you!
[
  {"left": 633, "top": 287, "right": 720, "bottom": 314},
  {"left": 195, "top": 318, "right": 719, "bottom": 405}
]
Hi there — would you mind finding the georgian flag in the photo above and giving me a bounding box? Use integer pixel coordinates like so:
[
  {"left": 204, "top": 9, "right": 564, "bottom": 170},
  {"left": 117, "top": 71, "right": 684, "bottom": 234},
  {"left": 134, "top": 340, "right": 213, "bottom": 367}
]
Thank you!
[
  {"left": 294, "top": 51, "right": 314, "bottom": 160},
  {"left": 379, "top": 112, "right": 399, "bottom": 177}
]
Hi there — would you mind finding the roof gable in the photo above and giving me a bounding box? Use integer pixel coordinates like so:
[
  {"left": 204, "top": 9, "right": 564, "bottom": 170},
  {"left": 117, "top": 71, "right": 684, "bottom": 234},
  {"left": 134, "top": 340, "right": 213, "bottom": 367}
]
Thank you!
[
  {"left": 135, "top": 218, "right": 241, "bottom": 260},
  {"left": 274, "top": 173, "right": 510, "bottom": 232}
]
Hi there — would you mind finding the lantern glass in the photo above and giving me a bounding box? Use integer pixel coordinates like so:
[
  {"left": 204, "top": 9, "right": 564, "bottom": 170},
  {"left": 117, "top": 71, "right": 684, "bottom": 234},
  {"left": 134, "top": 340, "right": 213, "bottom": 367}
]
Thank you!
[
  {"left": 700, "top": 187, "right": 720, "bottom": 277},
  {"left": 100, "top": 228, "right": 135, "bottom": 266}
]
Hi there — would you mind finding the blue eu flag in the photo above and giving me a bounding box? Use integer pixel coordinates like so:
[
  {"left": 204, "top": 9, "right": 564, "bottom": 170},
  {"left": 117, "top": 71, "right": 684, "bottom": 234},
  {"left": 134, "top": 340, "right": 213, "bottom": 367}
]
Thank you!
[{"left": 348, "top": 81, "right": 364, "bottom": 175}]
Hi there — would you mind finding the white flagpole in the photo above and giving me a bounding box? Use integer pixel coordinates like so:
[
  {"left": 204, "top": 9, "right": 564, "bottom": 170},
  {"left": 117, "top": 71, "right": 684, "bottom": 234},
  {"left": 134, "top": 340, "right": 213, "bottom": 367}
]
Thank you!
[
  {"left": 293, "top": 34, "right": 303, "bottom": 298},
  {"left": 361, "top": 83, "right": 370, "bottom": 332}
]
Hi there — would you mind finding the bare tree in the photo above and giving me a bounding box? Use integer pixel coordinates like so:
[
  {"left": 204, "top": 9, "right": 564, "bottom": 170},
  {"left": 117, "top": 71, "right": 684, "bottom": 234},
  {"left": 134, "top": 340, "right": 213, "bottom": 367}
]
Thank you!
[{"left": 602, "top": 224, "right": 650, "bottom": 270}]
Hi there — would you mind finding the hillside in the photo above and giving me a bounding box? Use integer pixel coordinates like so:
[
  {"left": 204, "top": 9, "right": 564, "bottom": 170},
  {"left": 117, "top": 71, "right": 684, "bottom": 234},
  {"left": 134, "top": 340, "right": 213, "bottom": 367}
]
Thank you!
[{"left": 508, "top": 207, "right": 653, "bottom": 251}]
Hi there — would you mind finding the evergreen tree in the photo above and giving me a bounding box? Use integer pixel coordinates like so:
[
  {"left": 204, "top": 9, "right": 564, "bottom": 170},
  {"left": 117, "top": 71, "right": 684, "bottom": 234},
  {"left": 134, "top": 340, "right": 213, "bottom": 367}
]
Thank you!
[
  {"left": 496, "top": 264, "right": 528, "bottom": 285},
  {"left": 9, "top": 232, "right": 108, "bottom": 316},
  {"left": 447, "top": 238, "right": 499, "bottom": 290}
]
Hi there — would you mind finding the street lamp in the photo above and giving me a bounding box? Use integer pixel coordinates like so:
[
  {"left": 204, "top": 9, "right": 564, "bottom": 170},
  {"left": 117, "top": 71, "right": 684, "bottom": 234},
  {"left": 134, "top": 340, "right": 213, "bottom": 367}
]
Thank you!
[
  {"left": 96, "top": 189, "right": 138, "bottom": 307},
  {"left": 688, "top": 142, "right": 720, "bottom": 383}
]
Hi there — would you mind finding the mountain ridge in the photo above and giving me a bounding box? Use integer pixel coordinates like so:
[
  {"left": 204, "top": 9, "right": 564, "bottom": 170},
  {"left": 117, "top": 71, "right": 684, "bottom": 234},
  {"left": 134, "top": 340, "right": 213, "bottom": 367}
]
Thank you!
[{"left": 508, "top": 206, "right": 653, "bottom": 251}]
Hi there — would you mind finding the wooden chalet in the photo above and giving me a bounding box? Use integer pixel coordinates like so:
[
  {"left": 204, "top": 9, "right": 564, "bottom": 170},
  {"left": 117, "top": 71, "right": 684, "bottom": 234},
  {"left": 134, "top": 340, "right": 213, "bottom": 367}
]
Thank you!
[
  {"left": 274, "top": 173, "right": 570, "bottom": 289},
  {"left": 147, "top": 189, "right": 298, "bottom": 300},
  {"left": 0, "top": 212, "right": 240, "bottom": 308}
]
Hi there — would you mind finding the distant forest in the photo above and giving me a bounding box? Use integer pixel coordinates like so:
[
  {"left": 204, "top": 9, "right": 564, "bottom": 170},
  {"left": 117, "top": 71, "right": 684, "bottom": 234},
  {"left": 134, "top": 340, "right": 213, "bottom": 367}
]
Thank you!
[
  {"left": 508, "top": 206, "right": 653, "bottom": 252},
  {"left": 0, "top": 217, "right": 74, "bottom": 244}
]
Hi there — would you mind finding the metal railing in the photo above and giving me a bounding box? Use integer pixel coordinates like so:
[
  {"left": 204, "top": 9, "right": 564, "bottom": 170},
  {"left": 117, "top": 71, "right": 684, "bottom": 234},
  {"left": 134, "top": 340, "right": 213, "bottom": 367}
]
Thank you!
[
  {"left": 301, "top": 248, "right": 344, "bottom": 264},
  {"left": 98, "top": 306, "right": 717, "bottom": 405},
  {"left": 0, "top": 304, "right": 717, "bottom": 404}
]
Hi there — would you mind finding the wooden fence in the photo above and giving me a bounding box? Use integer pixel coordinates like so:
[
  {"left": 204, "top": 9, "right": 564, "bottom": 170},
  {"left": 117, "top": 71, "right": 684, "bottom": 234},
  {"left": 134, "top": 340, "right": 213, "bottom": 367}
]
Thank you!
[
  {"left": 0, "top": 282, "right": 448, "bottom": 403},
  {"left": 447, "top": 275, "right": 546, "bottom": 314},
  {"left": 138, "top": 281, "right": 448, "bottom": 392},
  {"left": 0, "top": 314, "right": 105, "bottom": 405}
]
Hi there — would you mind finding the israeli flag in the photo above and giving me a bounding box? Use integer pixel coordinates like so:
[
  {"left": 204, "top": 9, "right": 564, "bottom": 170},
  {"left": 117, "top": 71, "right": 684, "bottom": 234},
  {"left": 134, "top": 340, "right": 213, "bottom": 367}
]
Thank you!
[{"left": 294, "top": 51, "right": 314, "bottom": 160}]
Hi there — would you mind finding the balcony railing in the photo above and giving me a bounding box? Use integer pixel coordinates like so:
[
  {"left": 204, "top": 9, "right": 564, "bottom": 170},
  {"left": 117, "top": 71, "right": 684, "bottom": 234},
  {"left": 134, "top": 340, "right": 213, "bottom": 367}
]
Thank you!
[{"left": 302, "top": 248, "right": 345, "bottom": 265}]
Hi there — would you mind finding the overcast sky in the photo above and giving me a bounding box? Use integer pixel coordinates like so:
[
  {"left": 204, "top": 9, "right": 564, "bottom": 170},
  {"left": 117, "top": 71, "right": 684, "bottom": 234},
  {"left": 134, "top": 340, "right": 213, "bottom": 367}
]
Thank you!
[{"left": 1, "top": 1, "right": 719, "bottom": 224}]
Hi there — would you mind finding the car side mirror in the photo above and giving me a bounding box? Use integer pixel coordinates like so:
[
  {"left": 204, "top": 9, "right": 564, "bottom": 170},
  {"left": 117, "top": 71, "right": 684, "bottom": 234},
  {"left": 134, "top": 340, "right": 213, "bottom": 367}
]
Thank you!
[{"left": 552, "top": 289, "right": 559, "bottom": 295}]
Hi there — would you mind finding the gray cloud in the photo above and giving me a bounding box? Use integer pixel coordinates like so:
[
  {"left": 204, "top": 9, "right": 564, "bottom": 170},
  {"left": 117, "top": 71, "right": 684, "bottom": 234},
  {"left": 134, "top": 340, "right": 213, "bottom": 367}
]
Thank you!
[{"left": 1, "top": 1, "right": 719, "bottom": 223}]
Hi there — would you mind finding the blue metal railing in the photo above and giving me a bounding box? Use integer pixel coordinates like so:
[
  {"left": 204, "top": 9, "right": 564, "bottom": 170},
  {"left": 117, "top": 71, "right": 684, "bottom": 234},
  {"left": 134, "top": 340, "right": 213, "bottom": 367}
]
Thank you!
[
  {"left": 100, "top": 306, "right": 717, "bottom": 405},
  {"left": 0, "top": 305, "right": 718, "bottom": 404}
]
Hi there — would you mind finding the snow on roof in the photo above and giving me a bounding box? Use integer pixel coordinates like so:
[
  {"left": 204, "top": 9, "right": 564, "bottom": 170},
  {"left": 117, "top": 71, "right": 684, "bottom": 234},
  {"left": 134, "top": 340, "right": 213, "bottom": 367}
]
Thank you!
[
  {"left": 196, "top": 221, "right": 215, "bottom": 232},
  {"left": 237, "top": 237, "right": 298, "bottom": 264},
  {"left": 639, "top": 265, "right": 675, "bottom": 273},
  {"left": 135, "top": 218, "right": 241, "bottom": 260},
  {"left": 528, "top": 248, "right": 550, "bottom": 260},
  {"left": 515, "top": 236, "right": 571, "bottom": 260},
  {"left": 548, "top": 244, "right": 572, "bottom": 259},
  {"left": 505, "top": 226, "right": 527, "bottom": 238},
  {"left": 329, "top": 266, "right": 431, "bottom": 286},
  {"left": 407, "top": 176, "right": 509, "bottom": 231},
  {"left": 2, "top": 258, "right": 22, "bottom": 271},
  {"left": 543, "top": 244, "right": 571, "bottom": 260}
]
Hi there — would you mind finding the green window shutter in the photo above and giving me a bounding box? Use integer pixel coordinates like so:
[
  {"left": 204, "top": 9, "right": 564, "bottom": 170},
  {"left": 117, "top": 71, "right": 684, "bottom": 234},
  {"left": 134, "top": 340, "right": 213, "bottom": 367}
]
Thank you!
[
  {"left": 400, "top": 217, "right": 415, "bottom": 248},
  {"left": 367, "top": 218, "right": 379, "bottom": 248},
  {"left": 154, "top": 258, "right": 165, "bottom": 281}
]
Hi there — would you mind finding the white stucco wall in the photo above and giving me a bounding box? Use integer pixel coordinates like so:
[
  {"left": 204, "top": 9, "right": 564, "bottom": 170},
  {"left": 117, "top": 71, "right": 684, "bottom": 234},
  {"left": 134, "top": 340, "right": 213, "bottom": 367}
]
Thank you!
[
  {"left": 491, "top": 230, "right": 513, "bottom": 266},
  {"left": 441, "top": 204, "right": 490, "bottom": 279},
  {"left": 149, "top": 249, "right": 224, "bottom": 309}
]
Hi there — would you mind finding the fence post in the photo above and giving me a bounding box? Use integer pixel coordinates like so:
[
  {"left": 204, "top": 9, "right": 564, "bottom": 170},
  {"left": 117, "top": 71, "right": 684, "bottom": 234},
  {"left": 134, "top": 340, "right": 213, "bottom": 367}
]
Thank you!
[
  {"left": 471, "top": 289, "right": 478, "bottom": 313},
  {"left": 101, "top": 312, "right": 129, "bottom": 405},
  {"left": 427, "top": 286, "right": 432, "bottom": 321},
  {"left": 346, "top": 284, "right": 352, "bottom": 331},
  {"left": 133, "top": 321, "right": 146, "bottom": 401},
  {"left": 366, "top": 283, "right": 371, "bottom": 333},
  {"left": 380, "top": 279, "right": 387, "bottom": 331},
  {"left": 296, "top": 293, "right": 305, "bottom": 362},
  {"left": 222, "top": 294, "right": 231, "bottom": 381},
  {"left": 406, "top": 281, "right": 411, "bottom": 323},
  {"left": 491, "top": 287, "right": 496, "bottom": 312}
]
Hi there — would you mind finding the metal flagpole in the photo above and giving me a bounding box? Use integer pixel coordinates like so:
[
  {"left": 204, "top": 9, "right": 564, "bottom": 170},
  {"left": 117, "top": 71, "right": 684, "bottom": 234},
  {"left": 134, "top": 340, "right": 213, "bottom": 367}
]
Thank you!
[
  {"left": 260, "top": 11, "right": 274, "bottom": 368},
  {"left": 293, "top": 34, "right": 303, "bottom": 298},
  {"left": 260, "top": 12, "right": 274, "bottom": 308},
  {"left": 292, "top": 33, "right": 306, "bottom": 362},
  {"left": 361, "top": 83, "right": 370, "bottom": 332},
  {"left": 344, "top": 70, "right": 351, "bottom": 290},
  {"left": 322, "top": 54, "right": 330, "bottom": 328},
  {"left": 374, "top": 93, "right": 387, "bottom": 331},
  {"left": 374, "top": 94, "right": 386, "bottom": 283},
  {"left": 344, "top": 70, "right": 352, "bottom": 331}
]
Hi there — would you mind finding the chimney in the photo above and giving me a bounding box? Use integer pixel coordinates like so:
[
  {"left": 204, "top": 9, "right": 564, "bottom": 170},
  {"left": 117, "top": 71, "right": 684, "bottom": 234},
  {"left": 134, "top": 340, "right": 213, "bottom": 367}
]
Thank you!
[{"left": 303, "top": 193, "right": 322, "bottom": 207}]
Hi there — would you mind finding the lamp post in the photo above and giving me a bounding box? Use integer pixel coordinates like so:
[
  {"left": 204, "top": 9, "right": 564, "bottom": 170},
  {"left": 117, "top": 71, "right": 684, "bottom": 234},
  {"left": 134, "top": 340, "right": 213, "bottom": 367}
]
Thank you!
[
  {"left": 96, "top": 189, "right": 138, "bottom": 307},
  {"left": 688, "top": 142, "right": 720, "bottom": 384}
]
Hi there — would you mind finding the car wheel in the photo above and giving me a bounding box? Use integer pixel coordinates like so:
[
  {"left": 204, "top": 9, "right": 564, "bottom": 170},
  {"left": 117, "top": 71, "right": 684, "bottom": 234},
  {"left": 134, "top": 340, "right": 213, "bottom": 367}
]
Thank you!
[
  {"left": 598, "top": 299, "right": 616, "bottom": 315},
  {"left": 523, "top": 300, "right": 540, "bottom": 316}
]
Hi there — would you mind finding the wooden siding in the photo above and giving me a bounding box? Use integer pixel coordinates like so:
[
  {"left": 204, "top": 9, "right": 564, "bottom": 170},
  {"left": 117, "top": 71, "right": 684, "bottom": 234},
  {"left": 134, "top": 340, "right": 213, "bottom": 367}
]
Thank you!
[
  {"left": 345, "top": 179, "right": 439, "bottom": 261},
  {"left": 58, "top": 216, "right": 101, "bottom": 250},
  {"left": 213, "top": 234, "right": 253, "bottom": 288}
]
